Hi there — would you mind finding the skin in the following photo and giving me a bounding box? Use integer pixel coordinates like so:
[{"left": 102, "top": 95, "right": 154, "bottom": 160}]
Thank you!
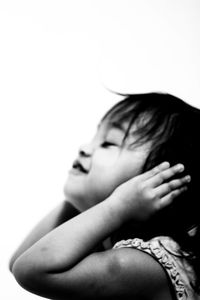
[
  {"left": 11, "top": 119, "right": 191, "bottom": 300},
  {"left": 64, "top": 120, "right": 152, "bottom": 211}
]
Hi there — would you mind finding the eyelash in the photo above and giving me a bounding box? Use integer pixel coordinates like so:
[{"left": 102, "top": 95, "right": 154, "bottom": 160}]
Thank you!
[{"left": 101, "top": 141, "right": 117, "bottom": 148}]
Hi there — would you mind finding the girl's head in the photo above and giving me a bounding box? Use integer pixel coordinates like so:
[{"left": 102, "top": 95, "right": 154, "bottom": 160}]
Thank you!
[
  {"left": 64, "top": 108, "right": 151, "bottom": 212},
  {"left": 65, "top": 92, "right": 200, "bottom": 233}
]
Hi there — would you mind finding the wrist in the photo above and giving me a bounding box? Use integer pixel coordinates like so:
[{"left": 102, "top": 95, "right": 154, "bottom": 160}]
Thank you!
[{"left": 105, "top": 192, "right": 128, "bottom": 227}]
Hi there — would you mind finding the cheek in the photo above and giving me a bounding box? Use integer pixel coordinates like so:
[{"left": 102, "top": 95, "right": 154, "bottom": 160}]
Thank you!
[
  {"left": 91, "top": 151, "right": 143, "bottom": 188},
  {"left": 88, "top": 163, "right": 133, "bottom": 200},
  {"left": 87, "top": 169, "right": 122, "bottom": 203},
  {"left": 94, "top": 150, "right": 120, "bottom": 168},
  {"left": 90, "top": 151, "right": 121, "bottom": 183}
]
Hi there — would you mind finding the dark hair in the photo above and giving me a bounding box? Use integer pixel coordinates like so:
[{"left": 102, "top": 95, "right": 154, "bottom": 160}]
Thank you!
[{"left": 102, "top": 92, "right": 200, "bottom": 292}]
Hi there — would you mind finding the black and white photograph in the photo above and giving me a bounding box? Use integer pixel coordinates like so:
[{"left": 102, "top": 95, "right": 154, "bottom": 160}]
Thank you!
[{"left": 1, "top": 1, "right": 200, "bottom": 299}]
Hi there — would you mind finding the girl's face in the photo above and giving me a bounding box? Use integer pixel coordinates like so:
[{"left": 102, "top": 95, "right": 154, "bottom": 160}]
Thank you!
[{"left": 64, "top": 119, "right": 151, "bottom": 212}]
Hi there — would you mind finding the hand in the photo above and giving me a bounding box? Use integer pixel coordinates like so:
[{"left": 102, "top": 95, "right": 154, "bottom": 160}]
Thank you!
[{"left": 110, "top": 162, "right": 191, "bottom": 223}]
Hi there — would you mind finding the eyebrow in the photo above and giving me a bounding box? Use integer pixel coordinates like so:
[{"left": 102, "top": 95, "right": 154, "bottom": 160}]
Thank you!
[
  {"left": 97, "top": 121, "right": 125, "bottom": 132},
  {"left": 109, "top": 122, "right": 125, "bottom": 131}
]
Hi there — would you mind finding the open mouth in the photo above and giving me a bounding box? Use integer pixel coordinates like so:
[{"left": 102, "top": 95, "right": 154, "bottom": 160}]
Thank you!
[{"left": 72, "top": 160, "right": 88, "bottom": 173}]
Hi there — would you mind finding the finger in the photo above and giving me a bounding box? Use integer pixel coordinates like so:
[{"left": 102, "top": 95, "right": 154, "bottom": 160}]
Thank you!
[
  {"left": 154, "top": 175, "right": 191, "bottom": 197},
  {"left": 147, "top": 163, "right": 185, "bottom": 187},
  {"left": 156, "top": 186, "right": 188, "bottom": 210},
  {"left": 141, "top": 162, "right": 170, "bottom": 180}
]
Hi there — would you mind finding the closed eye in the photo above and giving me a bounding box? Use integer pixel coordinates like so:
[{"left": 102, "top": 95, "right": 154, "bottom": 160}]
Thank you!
[{"left": 101, "top": 141, "right": 117, "bottom": 148}]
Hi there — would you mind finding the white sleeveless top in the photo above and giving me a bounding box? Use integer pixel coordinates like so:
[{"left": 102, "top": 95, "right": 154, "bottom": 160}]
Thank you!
[{"left": 113, "top": 236, "right": 200, "bottom": 300}]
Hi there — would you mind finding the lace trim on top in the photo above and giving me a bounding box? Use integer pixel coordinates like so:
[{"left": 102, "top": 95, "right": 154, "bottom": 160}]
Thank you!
[{"left": 113, "top": 237, "right": 186, "bottom": 300}]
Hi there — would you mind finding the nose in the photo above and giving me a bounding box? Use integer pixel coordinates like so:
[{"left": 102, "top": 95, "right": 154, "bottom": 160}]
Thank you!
[{"left": 79, "top": 142, "right": 93, "bottom": 157}]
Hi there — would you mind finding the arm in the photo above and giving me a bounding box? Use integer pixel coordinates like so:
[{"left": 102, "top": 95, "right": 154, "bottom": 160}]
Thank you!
[
  {"left": 12, "top": 163, "right": 190, "bottom": 299},
  {"left": 9, "top": 200, "right": 79, "bottom": 272}
]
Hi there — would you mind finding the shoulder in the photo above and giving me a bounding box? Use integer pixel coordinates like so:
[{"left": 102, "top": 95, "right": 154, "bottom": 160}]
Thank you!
[{"left": 108, "top": 247, "right": 175, "bottom": 299}]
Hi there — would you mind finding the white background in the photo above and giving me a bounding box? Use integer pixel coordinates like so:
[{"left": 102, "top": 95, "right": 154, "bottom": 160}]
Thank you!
[{"left": 1, "top": 1, "right": 200, "bottom": 299}]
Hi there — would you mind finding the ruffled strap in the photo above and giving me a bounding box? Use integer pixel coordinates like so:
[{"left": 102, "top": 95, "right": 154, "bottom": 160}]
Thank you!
[{"left": 113, "top": 237, "right": 187, "bottom": 300}]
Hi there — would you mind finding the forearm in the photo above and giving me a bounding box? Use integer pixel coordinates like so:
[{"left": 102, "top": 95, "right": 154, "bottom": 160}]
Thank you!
[
  {"left": 9, "top": 200, "right": 79, "bottom": 272},
  {"left": 12, "top": 194, "right": 123, "bottom": 274}
]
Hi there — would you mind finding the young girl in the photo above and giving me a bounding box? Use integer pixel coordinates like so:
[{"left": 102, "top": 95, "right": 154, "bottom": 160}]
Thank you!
[{"left": 10, "top": 93, "right": 200, "bottom": 300}]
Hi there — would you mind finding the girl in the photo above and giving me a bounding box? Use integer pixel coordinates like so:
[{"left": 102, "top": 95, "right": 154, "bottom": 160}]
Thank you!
[{"left": 10, "top": 93, "right": 200, "bottom": 300}]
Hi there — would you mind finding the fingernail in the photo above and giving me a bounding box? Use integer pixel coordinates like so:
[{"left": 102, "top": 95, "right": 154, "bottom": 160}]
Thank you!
[
  {"left": 161, "top": 161, "right": 170, "bottom": 167},
  {"left": 185, "top": 175, "right": 191, "bottom": 182},
  {"left": 177, "top": 164, "right": 184, "bottom": 171}
]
